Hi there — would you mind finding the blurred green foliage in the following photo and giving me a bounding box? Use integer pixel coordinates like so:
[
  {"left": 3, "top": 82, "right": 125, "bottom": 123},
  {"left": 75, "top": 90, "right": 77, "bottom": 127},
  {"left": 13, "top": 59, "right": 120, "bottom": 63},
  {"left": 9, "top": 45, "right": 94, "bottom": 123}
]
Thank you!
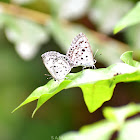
[
  {"left": 0, "top": 0, "right": 140, "bottom": 140},
  {"left": 114, "top": 2, "right": 140, "bottom": 34},
  {"left": 61, "top": 103, "right": 140, "bottom": 140}
]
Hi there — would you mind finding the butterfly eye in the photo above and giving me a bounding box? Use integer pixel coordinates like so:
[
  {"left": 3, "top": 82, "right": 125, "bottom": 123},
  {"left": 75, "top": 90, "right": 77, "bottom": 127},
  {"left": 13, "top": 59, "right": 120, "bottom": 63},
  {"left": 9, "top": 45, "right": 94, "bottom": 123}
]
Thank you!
[{"left": 93, "top": 59, "right": 96, "bottom": 64}]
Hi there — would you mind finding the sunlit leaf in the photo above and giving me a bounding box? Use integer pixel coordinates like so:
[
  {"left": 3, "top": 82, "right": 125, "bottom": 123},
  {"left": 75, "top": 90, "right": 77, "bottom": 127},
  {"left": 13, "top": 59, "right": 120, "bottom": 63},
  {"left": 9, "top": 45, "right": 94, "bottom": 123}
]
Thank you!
[
  {"left": 60, "top": 120, "right": 117, "bottom": 140},
  {"left": 12, "top": 51, "right": 140, "bottom": 116},
  {"left": 61, "top": 104, "right": 140, "bottom": 140},
  {"left": 125, "top": 24, "right": 140, "bottom": 50},
  {"left": 114, "top": 2, "right": 140, "bottom": 34},
  {"left": 31, "top": 80, "right": 72, "bottom": 117},
  {"left": 80, "top": 81, "right": 115, "bottom": 113},
  {"left": 118, "top": 118, "right": 140, "bottom": 140},
  {"left": 12, "top": 80, "right": 72, "bottom": 114},
  {"left": 120, "top": 51, "right": 140, "bottom": 68},
  {"left": 89, "top": 0, "right": 132, "bottom": 34},
  {"left": 0, "top": 14, "right": 49, "bottom": 60},
  {"left": 103, "top": 103, "right": 140, "bottom": 124}
]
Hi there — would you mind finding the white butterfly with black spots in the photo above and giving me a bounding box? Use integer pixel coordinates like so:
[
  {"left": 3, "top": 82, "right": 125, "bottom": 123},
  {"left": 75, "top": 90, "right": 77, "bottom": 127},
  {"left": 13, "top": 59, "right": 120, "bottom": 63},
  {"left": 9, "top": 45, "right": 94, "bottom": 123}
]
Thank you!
[
  {"left": 41, "top": 51, "right": 72, "bottom": 81},
  {"left": 41, "top": 32, "right": 97, "bottom": 81},
  {"left": 66, "top": 32, "right": 96, "bottom": 69}
]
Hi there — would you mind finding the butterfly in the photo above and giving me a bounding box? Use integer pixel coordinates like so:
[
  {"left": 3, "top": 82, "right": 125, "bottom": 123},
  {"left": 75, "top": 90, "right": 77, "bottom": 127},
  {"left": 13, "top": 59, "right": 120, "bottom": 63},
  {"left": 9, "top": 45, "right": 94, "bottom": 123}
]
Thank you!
[
  {"left": 41, "top": 32, "right": 97, "bottom": 81},
  {"left": 66, "top": 32, "right": 96, "bottom": 69},
  {"left": 41, "top": 51, "right": 72, "bottom": 81}
]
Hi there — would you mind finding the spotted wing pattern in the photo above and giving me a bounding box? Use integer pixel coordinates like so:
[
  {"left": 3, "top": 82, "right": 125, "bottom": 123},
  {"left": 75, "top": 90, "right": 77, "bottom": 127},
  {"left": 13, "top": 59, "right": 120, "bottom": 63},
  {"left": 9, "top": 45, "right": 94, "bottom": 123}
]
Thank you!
[
  {"left": 66, "top": 32, "right": 96, "bottom": 68},
  {"left": 41, "top": 51, "right": 71, "bottom": 81}
]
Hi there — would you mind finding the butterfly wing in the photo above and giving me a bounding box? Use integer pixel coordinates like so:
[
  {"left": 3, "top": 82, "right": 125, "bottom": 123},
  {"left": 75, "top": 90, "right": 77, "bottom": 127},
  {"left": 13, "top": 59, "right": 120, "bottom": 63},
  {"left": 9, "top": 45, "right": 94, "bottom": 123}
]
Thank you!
[
  {"left": 66, "top": 32, "right": 96, "bottom": 68},
  {"left": 52, "top": 55, "right": 72, "bottom": 81},
  {"left": 41, "top": 51, "right": 60, "bottom": 80},
  {"left": 41, "top": 51, "right": 71, "bottom": 81}
]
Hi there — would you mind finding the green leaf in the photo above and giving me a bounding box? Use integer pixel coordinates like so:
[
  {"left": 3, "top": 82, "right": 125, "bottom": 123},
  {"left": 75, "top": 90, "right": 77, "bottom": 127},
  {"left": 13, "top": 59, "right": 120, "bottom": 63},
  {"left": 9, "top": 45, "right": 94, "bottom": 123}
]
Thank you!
[
  {"left": 13, "top": 51, "right": 140, "bottom": 116},
  {"left": 0, "top": 14, "right": 49, "bottom": 60},
  {"left": 80, "top": 81, "right": 115, "bottom": 113},
  {"left": 89, "top": 0, "right": 132, "bottom": 34},
  {"left": 31, "top": 80, "right": 72, "bottom": 117},
  {"left": 121, "top": 51, "right": 140, "bottom": 68},
  {"left": 61, "top": 103, "right": 140, "bottom": 140},
  {"left": 114, "top": 2, "right": 140, "bottom": 34},
  {"left": 60, "top": 120, "right": 117, "bottom": 140},
  {"left": 103, "top": 103, "right": 140, "bottom": 124},
  {"left": 12, "top": 80, "right": 72, "bottom": 115},
  {"left": 124, "top": 24, "right": 140, "bottom": 50},
  {"left": 118, "top": 118, "right": 140, "bottom": 140}
]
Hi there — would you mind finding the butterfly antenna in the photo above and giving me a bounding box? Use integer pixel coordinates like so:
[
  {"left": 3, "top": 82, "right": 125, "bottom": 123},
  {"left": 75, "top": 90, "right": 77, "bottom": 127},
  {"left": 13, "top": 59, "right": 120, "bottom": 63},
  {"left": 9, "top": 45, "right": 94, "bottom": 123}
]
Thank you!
[
  {"left": 47, "top": 77, "right": 53, "bottom": 80},
  {"left": 94, "top": 50, "right": 102, "bottom": 59},
  {"left": 93, "top": 49, "right": 98, "bottom": 59}
]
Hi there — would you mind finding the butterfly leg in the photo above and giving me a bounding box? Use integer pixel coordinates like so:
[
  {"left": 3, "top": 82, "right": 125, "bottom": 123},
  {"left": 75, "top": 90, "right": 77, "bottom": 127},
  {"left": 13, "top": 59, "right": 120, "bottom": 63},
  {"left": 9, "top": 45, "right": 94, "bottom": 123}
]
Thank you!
[
  {"left": 44, "top": 74, "right": 53, "bottom": 80},
  {"left": 44, "top": 74, "right": 51, "bottom": 76},
  {"left": 92, "top": 65, "right": 96, "bottom": 69},
  {"left": 82, "top": 66, "right": 86, "bottom": 70},
  {"left": 65, "top": 77, "right": 69, "bottom": 80},
  {"left": 47, "top": 77, "right": 53, "bottom": 80}
]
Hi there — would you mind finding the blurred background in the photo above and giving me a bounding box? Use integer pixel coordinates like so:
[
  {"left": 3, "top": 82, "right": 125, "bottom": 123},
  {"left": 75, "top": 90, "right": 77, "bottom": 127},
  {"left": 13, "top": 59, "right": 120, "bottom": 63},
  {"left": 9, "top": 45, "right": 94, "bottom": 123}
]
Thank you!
[{"left": 0, "top": 0, "right": 140, "bottom": 140}]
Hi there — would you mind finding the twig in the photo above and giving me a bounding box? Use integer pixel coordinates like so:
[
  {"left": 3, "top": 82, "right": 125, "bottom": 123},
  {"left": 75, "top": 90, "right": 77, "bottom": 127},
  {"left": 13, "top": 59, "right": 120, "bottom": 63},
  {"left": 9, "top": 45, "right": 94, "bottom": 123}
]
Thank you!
[{"left": 0, "top": 2, "right": 50, "bottom": 25}]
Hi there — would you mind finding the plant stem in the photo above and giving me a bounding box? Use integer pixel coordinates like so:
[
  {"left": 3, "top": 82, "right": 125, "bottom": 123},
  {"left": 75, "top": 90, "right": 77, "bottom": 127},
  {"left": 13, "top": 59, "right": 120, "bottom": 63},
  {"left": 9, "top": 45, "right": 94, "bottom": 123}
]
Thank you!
[{"left": 0, "top": 2, "right": 50, "bottom": 25}]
